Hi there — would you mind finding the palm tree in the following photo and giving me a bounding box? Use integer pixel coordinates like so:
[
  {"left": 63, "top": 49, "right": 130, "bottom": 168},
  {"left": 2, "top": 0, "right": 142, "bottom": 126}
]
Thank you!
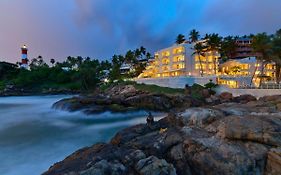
[
  {"left": 207, "top": 33, "right": 222, "bottom": 74},
  {"left": 189, "top": 29, "right": 200, "bottom": 43},
  {"left": 50, "top": 59, "right": 56, "bottom": 67},
  {"left": 272, "top": 29, "right": 281, "bottom": 83},
  {"left": 176, "top": 34, "right": 186, "bottom": 44},
  {"left": 140, "top": 46, "right": 146, "bottom": 55},
  {"left": 146, "top": 52, "right": 152, "bottom": 59},
  {"left": 220, "top": 36, "right": 236, "bottom": 60},
  {"left": 251, "top": 33, "right": 272, "bottom": 87},
  {"left": 193, "top": 42, "right": 206, "bottom": 77},
  {"left": 204, "top": 34, "right": 211, "bottom": 40}
]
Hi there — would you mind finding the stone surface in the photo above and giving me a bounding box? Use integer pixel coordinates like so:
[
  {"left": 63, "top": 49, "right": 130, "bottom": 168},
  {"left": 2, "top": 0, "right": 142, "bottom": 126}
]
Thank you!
[
  {"left": 216, "top": 115, "right": 281, "bottom": 146},
  {"left": 219, "top": 92, "right": 233, "bottom": 102},
  {"left": 266, "top": 148, "right": 281, "bottom": 175},
  {"left": 135, "top": 156, "right": 177, "bottom": 175},
  {"left": 44, "top": 94, "right": 281, "bottom": 175},
  {"left": 178, "top": 107, "right": 224, "bottom": 127}
]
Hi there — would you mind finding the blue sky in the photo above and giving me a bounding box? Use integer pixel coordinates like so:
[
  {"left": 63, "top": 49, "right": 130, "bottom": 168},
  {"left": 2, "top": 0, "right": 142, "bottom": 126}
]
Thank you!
[{"left": 0, "top": 0, "right": 280, "bottom": 63}]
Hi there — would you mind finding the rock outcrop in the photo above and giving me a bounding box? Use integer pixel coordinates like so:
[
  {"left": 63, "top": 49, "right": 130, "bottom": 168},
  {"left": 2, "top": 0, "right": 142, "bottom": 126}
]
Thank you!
[
  {"left": 53, "top": 85, "right": 195, "bottom": 114},
  {"left": 44, "top": 95, "right": 281, "bottom": 175}
]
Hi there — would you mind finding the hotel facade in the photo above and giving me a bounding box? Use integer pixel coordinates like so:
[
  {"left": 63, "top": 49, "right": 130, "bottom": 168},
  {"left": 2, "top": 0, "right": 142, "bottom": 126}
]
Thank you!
[
  {"left": 138, "top": 42, "right": 278, "bottom": 89},
  {"left": 218, "top": 57, "right": 276, "bottom": 88},
  {"left": 139, "top": 42, "right": 220, "bottom": 79}
]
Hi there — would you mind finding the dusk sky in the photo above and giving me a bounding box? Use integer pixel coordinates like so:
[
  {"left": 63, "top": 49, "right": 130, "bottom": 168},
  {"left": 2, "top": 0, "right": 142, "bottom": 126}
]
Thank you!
[{"left": 0, "top": 0, "right": 281, "bottom": 63}]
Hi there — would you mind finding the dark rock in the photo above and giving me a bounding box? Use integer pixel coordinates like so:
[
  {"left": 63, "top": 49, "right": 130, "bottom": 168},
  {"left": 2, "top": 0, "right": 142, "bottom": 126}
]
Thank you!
[
  {"left": 216, "top": 115, "right": 281, "bottom": 146},
  {"left": 265, "top": 148, "right": 281, "bottom": 175},
  {"left": 80, "top": 160, "right": 127, "bottom": 175},
  {"left": 219, "top": 92, "right": 233, "bottom": 102},
  {"left": 135, "top": 156, "right": 177, "bottom": 175},
  {"left": 233, "top": 94, "right": 257, "bottom": 104},
  {"left": 177, "top": 107, "right": 225, "bottom": 128}
]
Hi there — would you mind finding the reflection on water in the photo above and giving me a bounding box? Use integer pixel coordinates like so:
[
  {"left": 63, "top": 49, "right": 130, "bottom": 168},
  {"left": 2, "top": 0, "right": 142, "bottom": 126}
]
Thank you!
[{"left": 0, "top": 96, "right": 165, "bottom": 175}]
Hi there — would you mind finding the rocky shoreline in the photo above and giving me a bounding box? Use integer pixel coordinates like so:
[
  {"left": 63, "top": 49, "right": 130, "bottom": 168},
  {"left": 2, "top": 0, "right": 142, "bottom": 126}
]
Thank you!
[
  {"left": 44, "top": 85, "right": 281, "bottom": 175},
  {"left": 52, "top": 84, "right": 256, "bottom": 114},
  {"left": 0, "top": 85, "right": 79, "bottom": 97}
]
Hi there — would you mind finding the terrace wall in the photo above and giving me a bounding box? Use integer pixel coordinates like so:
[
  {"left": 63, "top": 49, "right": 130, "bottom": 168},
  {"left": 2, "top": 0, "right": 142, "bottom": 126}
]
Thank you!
[
  {"left": 216, "top": 86, "right": 281, "bottom": 98},
  {"left": 135, "top": 76, "right": 217, "bottom": 89}
]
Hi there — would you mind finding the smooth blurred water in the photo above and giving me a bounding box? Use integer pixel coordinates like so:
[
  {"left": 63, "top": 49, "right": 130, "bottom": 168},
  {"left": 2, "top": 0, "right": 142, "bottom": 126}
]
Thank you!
[{"left": 0, "top": 96, "right": 165, "bottom": 175}]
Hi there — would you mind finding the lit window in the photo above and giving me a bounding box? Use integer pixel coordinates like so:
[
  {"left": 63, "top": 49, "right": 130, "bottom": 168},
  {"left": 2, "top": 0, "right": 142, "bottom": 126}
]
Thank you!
[
  {"left": 173, "top": 47, "right": 184, "bottom": 54},
  {"left": 162, "top": 51, "right": 170, "bottom": 57},
  {"left": 195, "top": 56, "right": 200, "bottom": 61},
  {"left": 162, "top": 59, "right": 170, "bottom": 65},
  {"left": 173, "top": 55, "right": 185, "bottom": 62}
]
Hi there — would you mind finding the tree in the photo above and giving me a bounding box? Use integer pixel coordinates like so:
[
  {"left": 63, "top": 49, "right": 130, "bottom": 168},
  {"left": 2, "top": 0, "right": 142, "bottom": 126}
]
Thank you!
[
  {"left": 251, "top": 33, "right": 272, "bottom": 87},
  {"left": 189, "top": 29, "right": 200, "bottom": 43},
  {"left": 206, "top": 33, "right": 222, "bottom": 74},
  {"left": 29, "top": 56, "right": 49, "bottom": 70},
  {"left": 193, "top": 42, "right": 206, "bottom": 77},
  {"left": 146, "top": 52, "right": 152, "bottom": 59},
  {"left": 204, "top": 34, "right": 211, "bottom": 40},
  {"left": 50, "top": 59, "right": 56, "bottom": 67},
  {"left": 109, "top": 55, "right": 124, "bottom": 81},
  {"left": 220, "top": 36, "right": 237, "bottom": 60},
  {"left": 0, "top": 62, "right": 19, "bottom": 81},
  {"left": 176, "top": 34, "right": 186, "bottom": 44},
  {"left": 140, "top": 46, "right": 146, "bottom": 55},
  {"left": 78, "top": 59, "right": 101, "bottom": 90},
  {"left": 272, "top": 29, "right": 281, "bottom": 83}
]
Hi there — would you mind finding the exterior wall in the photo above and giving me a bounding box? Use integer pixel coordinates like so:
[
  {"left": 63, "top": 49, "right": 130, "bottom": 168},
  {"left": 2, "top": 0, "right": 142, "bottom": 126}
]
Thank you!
[
  {"left": 216, "top": 86, "right": 281, "bottom": 98},
  {"left": 231, "top": 38, "right": 260, "bottom": 59},
  {"left": 135, "top": 76, "right": 217, "bottom": 89},
  {"left": 139, "top": 42, "right": 220, "bottom": 79},
  {"left": 219, "top": 57, "right": 276, "bottom": 88}
]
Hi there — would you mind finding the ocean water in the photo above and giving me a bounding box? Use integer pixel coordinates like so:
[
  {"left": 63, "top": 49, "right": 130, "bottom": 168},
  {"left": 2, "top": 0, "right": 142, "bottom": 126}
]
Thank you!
[{"left": 0, "top": 96, "right": 165, "bottom": 175}]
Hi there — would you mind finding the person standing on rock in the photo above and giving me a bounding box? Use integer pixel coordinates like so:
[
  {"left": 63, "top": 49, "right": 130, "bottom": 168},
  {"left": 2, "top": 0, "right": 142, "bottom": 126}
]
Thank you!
[{"left": 146, "top": 112, "right": 154, "bottom": 127}]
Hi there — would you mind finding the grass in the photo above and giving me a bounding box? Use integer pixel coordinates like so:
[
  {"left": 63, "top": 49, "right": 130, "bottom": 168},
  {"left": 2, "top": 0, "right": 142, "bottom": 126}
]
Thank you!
[
  {"left": 101, "top": 80, "right": 184, "bottom": 95},
  {"left": 0, "top": 81, "right": 5, "bottom": 91},
  {"left": 134, "top": 83, "right": 184, "bottom": 95}
]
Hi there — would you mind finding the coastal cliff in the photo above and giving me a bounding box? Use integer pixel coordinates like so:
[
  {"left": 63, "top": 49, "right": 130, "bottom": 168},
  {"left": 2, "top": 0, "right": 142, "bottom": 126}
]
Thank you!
[{"left": 44, "top": 85, "right": 281, "bottom": 175}]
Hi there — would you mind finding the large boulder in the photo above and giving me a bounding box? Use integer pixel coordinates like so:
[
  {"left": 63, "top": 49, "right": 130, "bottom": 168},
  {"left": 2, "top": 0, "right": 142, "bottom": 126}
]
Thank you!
[
  {"left": 219, "top": 92, "right": 233, "bottom": 102},
  {"left": 177, "top": 108, "right": 225, "bottom": 127},
  {"left": 80, "top": 160, "right": 127, "bottom": 175},
  {"left": 233, "top": 94, "right": 256, "bottom": 104},
  {"left": 265, "top": 148, "right": 281, "bottom": 175},
  {"left": 135, "top": 156, "right": 177, "bottom": 175},
  {"left": 183, "top": 136, "right": 268, "bottom": 175},
  {"left": 106, "top": 85, "right": 138, "bottom": 97},
  {"left": 216, "top": 115, "right": 281, "bottom": 146}
]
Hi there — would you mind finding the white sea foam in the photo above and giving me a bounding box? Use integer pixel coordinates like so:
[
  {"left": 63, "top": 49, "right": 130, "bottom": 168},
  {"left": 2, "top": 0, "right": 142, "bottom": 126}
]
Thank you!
[{"left": 0, "top": 95, "right": 165, "bottom": 175}]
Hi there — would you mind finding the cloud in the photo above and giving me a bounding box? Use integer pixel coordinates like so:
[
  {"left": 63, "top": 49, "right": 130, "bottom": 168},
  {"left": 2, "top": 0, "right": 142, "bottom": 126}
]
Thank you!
[
  {"left": 0, "top": 0, "right": 280, "bottom": 63},
  {"left": 201, "top": 0, "right": 281, "bottom": 36},
  {"left": 72, "top": 0, "right": 202, "bottom": 56}
]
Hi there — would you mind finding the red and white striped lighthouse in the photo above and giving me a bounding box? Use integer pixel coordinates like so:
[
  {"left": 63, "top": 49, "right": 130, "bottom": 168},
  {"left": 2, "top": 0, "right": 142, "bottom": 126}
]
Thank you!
[{"left": 20, "top": 45, "right": 28, "bottom": 69}]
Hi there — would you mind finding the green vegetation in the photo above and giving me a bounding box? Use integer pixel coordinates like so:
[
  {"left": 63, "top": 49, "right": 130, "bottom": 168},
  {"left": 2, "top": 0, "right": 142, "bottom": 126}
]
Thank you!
[
  {"left": 1, "top": 28, "right": 281, "bottom": 94},
  {"left": 101, "top": 80, "right": 184, "bottom": 95},
  {"left": 134, "top": 83, "right": 184, "bottom": 95},
  {"left": 0, "top": 46, "right": 151, "bottom": 93}
]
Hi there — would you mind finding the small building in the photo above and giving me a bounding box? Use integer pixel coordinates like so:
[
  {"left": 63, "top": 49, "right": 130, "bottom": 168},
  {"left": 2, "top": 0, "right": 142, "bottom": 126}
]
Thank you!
[
  {"left": 120, "top": 63, "right": 134, "bottom": 75},
  {"left": 231, "top": 38, "right": 260, "bottom": 59}
]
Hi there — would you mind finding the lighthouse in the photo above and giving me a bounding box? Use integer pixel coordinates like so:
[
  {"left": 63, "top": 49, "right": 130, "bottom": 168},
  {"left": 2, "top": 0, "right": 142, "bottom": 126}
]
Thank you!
[{"left": 20, "top": 45, "right": 28, "bottom": 69}]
